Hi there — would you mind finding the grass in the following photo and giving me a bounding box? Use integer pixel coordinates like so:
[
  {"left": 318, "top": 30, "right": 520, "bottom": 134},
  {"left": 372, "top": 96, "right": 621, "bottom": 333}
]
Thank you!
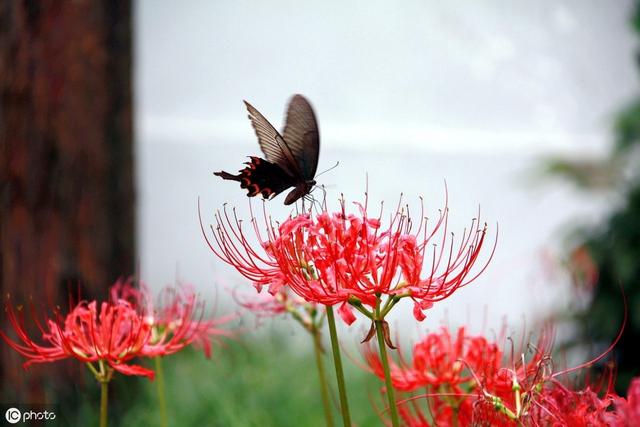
[{"left": 107, "top": 332, "right": 384, "bottom": 427}]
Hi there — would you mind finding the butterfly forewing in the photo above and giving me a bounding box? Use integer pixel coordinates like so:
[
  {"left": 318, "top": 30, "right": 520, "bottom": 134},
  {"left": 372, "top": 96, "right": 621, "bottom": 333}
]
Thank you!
[
  {"left": 282, "top": 95, "right": 320, "bottom": 180},
  {"left": 243, "top": 101, "right": 299, "bottom": 178}
]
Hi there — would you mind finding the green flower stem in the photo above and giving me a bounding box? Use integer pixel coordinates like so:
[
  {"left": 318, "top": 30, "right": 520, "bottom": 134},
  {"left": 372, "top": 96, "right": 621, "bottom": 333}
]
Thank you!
[
  {"left": 155, "top": 357, "right": 169, "bottom": 427},
  {"left": 86, "top": 361, "right": 100, "bottom": 378},
  {"left": 375, "top": 320, "right": 400, "bottom": 427},
  {"left": 326, "top": 305, "right": 352, "bottom": 427},
  {"left": 374, "top": 298, "right": 400, "bottom": 427},
  {"left": 100, "top": 380, "right": 109, "bottom": 427},
  {"left": 380, "top": 295, "right": 401, "bottom": 318},
  {"left": 312, "top": 327, "right": 335, "bottom": 427},
  {"left": 348, "top": 298, "right": 374, "bottom": 319},
  {"left": 97, "top": 361, "right": 111, "bottom": 427}
]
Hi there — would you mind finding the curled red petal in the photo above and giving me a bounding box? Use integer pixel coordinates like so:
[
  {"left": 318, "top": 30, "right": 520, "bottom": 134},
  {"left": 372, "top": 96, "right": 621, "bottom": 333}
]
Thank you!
[
  {"left": 110, "top": 361, "right": 155, "bottom": 380},
  {"left": 338, "top": 302, "right": 356, "bottom": 325},
  {"left": 412, "top": 301, "right": 427, "bottom": 321}
]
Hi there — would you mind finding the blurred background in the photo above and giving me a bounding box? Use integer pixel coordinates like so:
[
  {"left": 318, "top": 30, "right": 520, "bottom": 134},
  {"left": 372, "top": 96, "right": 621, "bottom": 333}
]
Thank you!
[
  {"left": 2, "top": 1, "right": 639, "bottom": 425},
  {"left": 137, "top": 0, "right": 636, "bottom": 354}
]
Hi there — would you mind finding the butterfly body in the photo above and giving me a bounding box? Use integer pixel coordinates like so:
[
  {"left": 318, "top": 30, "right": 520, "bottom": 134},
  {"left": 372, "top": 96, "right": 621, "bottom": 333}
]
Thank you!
[{"left": 214, "top": 94, "right": 320, "bottom": 205}]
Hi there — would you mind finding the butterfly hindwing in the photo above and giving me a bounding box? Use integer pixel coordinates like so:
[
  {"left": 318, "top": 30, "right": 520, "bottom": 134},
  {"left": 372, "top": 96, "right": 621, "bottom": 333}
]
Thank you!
[{"left": 214, "top": 156, "right": 295, "bottom": 199}]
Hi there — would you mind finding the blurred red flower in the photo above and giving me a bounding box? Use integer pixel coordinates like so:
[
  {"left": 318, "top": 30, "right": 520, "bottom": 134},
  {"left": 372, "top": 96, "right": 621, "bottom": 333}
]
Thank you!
[
  {"left": 364, "top": 326, "right": 639, "bottom": 426},
  {"left": 110, "top": 280, "right": 235, "bottom": 358},
  {"left": 613, "top": 377, "right": 640, "bottom": 424},
  {"left": 233, "top": 287, "right": 306, "bottom": 319},
  {"left": 1, "top": 296, "right": 156, "bottom": 379},
  {"left": 364, "top": 327, "right": 502, "bottom": 393},
  {"left": 1, "top": 280, "right": 235, "bottom": 379}
]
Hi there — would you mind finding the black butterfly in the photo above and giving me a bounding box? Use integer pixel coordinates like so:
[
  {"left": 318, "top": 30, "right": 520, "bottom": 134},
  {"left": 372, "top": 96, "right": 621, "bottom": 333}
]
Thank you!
[{"left": 215, "top": 94, "right": 320, "bottom": 205}]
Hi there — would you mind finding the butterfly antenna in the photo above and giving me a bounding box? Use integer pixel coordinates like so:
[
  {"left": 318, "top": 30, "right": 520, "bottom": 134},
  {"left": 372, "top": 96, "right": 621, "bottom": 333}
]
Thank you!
[{"left": 314, "top": 161, "right": 340, "bottom": 178}]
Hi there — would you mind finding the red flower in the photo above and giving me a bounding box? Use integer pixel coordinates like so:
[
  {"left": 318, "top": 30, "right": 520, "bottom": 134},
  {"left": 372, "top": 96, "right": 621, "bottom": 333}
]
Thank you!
[
  {"left": 613, "top": 377, "right": 640, "bottom": 424},
  {"left": 365, "top": 327, "right": 502, "bottom": 393},
  {"left": 527, "top": 383, "right": 625, "bottom": 426},
  {"left": 364, "top": 325, "right": 636, "bottom": 426},
  {"left": 365, "top": 327, "right": 500, "bottom": 426},
  {"left": 627, "top": 377, "right": 640, "bottom": 422},
  {"left": 110, "top": 280, "right": 234, "bottom": 358},
  {"left": 1, "top": 281, "right": 235, "bottom": 379},
  {"left": 233, "top": 287, "right": 304, "bottom": 318},
  {"left": 1, "top": 296, "right": 156, "bottom": 379},
  {"left": 233, "top": 285, "right": 320, "bottom": 332},
  {"left": 203, "top": 195, "right": 494, "bottom": 324},
  {"left": 470, "top": 325, "right": 556, "bottom": 424}
]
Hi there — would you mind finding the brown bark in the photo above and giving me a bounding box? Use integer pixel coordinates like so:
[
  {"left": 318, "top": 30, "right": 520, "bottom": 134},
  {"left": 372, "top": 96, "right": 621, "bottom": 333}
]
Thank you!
[{"left": 0, "top": 0, "right": 133, "bottom": 401}]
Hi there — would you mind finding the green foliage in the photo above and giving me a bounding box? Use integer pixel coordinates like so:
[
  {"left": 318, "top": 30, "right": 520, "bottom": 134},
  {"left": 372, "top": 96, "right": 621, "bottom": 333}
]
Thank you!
[
  {"left": 570, "top": 184, "right": 640, "bottom": 393},
  {"left": 614, "top": 99, "right": 640, "bottom": 152},
  {"left": 44, "top": 333, "right": 383, "bottom": 426},
  {"left": 113, "top": 334, "right": 382, "bottom": 427},
  {"left": 543, "top": 157, "right": 620, "bottom": 189},
  {"left": 552, "top": 1, "right": 640, "bottom": 396}
]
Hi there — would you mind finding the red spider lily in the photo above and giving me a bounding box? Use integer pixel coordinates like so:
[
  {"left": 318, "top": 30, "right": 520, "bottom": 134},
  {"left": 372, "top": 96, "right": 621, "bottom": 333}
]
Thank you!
[
  {"left": 233, "top": 287, "right": 306, "bottom": 318},
  {"left": 476, "top": 326, "right": 556, "bottom": 415},
  {"left": 233, "top": 286, "right": 322, "bottom": 332},
  {"left": 472, "top": 374, "right": 635, "bottom": 426},
  {"left": 615, "top": 377, "right": 640, "bottom": 422},
  {"left": 1, "top": 297, "right": 156, "bottom": 379},
  {"left": 365, "top": 327, "right": 501, "bottom": 426},
  {"left": 1, "top": 281, "right": 235, "bottom": 380},
  {"left": 202, "top": 194, "right": 495, "bottom": 324},
  {"left": 110, "top": 280, "right": 235, "bottom": 358},
  {"left": 365, "top": 324, "right": 640, "bottom": 426},
  {"left": 364, "top": 327, "right": 502, "bottom": 393},
  {"left": 396, "top": 383, "right": 637, "bottom": 427},
  {"left": 365, "top": 328, "right": 631, "bottom": 426},
  {"left": 526, "top": 382, "right": 626, "bottom": 426}
]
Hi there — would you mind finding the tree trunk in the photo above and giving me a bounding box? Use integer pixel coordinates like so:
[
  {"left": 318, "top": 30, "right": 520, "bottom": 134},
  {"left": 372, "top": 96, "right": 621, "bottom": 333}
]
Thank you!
[{"left": 0, "top": 0, "right": 133, "bottom": 402}]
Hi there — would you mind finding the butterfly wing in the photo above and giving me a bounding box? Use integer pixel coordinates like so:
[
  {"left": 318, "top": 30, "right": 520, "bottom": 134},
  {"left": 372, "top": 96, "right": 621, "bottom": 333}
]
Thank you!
[
  {"left": 218, "top": 96, "right": 320, "bottom": 205},
  {"left": 243, "top": 100, "right": 301, "bottom": 178},
  {"left": 214, "top": 157, "right": 295, "bottom": 199},
  {"left": 282, "top": 94, "right": 320, "bottom": 180}
]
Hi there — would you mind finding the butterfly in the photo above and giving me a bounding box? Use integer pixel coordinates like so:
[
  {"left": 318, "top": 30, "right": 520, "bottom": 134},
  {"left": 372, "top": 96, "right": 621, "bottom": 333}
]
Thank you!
[{"left": 214, "top": 94, "right": 320, "bottom": 205}]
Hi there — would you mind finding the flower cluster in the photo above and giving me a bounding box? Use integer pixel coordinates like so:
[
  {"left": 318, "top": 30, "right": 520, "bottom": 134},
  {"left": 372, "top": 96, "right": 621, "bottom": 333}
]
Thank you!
[
  {"left": 1, "top": 280, "right": 232, "bottom": 380},
  {"left": 364, "top": 326, "right": 639, "bottom": 426},
  {"left": 204, "top": 195, "right": 494, "bottom": 324}
]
